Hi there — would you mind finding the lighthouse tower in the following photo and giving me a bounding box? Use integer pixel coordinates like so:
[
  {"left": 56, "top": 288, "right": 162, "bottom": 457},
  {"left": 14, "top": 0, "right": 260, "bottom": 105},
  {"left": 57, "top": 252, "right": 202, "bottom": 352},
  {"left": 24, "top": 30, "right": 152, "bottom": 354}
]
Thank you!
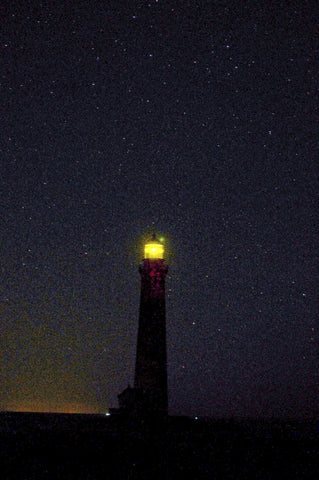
[
  {"left": 118, "top": 234, "right": 168, "bottom": 416},
  {"left": 134, "top": 234, "right": 168, "bottom": 415}
]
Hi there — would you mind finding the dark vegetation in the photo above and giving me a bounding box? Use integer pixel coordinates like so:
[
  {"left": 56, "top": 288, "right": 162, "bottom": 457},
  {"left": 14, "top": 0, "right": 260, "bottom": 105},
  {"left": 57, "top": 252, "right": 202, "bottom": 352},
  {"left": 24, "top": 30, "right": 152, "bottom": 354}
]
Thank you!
[{"left": 1, "top": 412, "right": 317, "bottom": 479}]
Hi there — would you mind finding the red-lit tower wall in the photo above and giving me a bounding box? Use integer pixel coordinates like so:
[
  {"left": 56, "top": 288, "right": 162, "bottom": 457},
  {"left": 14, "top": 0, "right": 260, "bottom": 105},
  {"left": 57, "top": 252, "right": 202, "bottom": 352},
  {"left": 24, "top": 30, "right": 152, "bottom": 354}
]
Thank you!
[{"left": 134, "top": 257, "right": 168, "bottom": 415}]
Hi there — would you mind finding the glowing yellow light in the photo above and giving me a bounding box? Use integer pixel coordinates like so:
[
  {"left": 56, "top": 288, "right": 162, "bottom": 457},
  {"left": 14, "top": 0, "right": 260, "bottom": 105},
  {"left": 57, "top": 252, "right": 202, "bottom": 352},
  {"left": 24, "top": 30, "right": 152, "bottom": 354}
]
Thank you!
[{"left": 144, "top": 236, "right": 164, "bottom": 259}]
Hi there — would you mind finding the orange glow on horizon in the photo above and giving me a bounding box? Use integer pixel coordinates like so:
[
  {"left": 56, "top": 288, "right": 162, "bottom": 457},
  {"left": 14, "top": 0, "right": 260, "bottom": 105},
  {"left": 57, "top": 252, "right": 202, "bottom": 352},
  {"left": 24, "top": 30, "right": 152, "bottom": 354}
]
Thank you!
[{"left": 5, "top": 400, "right": 102, "bottom": 414}]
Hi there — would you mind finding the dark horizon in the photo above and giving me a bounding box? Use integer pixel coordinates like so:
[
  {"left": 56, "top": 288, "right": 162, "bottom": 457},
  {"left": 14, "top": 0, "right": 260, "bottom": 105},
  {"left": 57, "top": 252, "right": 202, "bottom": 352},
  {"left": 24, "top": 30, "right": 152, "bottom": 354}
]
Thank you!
[
  {"left": 2, "top": 410, "right": 317, "bottom": 480},
  {"left": 1, "top": 410, "right": 318, "bottom": 422}
]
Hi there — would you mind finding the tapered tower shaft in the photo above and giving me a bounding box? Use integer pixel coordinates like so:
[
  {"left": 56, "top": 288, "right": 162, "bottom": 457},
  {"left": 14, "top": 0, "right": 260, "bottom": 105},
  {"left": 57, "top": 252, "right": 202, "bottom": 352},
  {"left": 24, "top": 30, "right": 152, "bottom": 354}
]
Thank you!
[{"left": 134, "top": 238, "right": 168, "bottom": 415}]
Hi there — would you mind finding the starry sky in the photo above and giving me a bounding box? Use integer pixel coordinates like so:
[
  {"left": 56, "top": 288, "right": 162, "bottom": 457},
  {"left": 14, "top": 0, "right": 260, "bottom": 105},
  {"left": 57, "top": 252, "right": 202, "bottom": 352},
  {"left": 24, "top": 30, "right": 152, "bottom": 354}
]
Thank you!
[{"left": 1, "top": 0, "right": 317, "bottom": 418}]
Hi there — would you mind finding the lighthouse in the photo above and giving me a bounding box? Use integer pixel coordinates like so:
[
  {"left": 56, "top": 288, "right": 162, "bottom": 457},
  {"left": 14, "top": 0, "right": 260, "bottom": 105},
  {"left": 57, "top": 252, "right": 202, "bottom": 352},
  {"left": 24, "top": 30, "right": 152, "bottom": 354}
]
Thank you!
[{"left": 118, "top": 234, "right": 168, "bottom": 416}]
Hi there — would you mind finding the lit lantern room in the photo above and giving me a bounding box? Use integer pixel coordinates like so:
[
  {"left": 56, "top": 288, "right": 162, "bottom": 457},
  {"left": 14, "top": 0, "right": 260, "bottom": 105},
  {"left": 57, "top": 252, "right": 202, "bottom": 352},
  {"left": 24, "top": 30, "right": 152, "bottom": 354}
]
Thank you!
[{"left": 144, "top": 234, "right": 164, "bottom": 260}]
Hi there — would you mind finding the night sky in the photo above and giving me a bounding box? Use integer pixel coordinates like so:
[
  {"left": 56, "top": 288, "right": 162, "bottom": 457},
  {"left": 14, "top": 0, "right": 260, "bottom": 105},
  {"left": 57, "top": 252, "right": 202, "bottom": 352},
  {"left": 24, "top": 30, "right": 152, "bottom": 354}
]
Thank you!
[{"left": 1, "top": 0, "right": 317, "bottom": 418}]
